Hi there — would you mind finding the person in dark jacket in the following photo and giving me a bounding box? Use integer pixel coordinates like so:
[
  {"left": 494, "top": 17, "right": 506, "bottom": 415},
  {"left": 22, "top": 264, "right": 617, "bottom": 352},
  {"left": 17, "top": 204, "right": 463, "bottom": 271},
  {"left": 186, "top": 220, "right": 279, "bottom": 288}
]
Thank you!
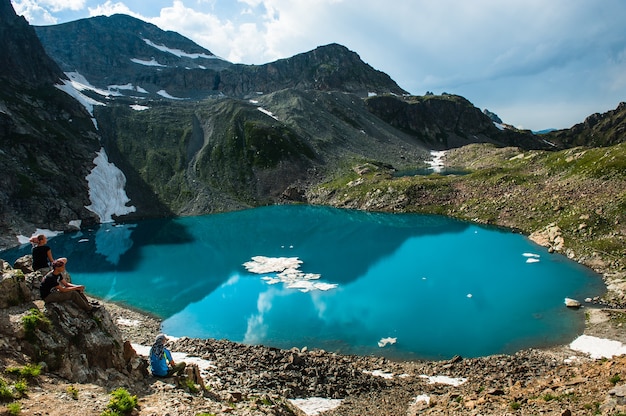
[
  {"left": 31, "top": 234, "right": 54, "bottom": 273},
  {"left": 40, "top": 258, "right": 97, "bottom": 312}
]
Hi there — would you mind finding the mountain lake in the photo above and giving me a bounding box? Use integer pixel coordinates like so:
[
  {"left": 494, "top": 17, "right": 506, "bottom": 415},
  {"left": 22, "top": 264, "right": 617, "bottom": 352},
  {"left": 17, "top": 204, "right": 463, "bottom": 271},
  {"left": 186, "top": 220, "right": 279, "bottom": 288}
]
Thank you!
[{"left": 1, "top": 205, "right": 605, "bottom": 360}]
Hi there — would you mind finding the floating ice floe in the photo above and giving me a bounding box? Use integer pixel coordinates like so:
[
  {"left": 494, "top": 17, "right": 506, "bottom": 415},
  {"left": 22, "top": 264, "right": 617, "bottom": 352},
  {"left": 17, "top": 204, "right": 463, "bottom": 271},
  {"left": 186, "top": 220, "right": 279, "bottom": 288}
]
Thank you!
[
  {"left": 243, "top": 256, "right": 337, "bottom": 292},
  {"left": 523, "top": 252, "right": 541, "bottom": 263},
  {"left": 378, "top": 337, "right": 397, "bottom": 348},
  {"left": 244, "top": 256, "right": 303, "bottom": 274}
]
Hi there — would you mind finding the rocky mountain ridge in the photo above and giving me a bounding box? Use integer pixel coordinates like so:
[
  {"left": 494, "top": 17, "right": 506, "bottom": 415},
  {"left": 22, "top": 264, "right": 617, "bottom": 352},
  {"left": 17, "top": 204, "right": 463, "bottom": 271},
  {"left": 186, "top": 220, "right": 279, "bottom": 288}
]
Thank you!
[
  {"left": 34, "top": 14, "right": 232, "bottom": 100},
  {"left": 546, "top": 101, "right": 626, "bottom": 147},
  {"left": 34, "top": 14, "right": 406, "bottom": 101}
]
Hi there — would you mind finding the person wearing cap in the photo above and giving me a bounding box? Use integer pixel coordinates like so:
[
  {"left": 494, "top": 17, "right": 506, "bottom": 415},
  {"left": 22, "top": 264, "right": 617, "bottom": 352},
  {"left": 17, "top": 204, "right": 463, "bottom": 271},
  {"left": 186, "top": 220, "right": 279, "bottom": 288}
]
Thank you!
[
  {"left": 149, "top": 334, "right": 186, "bottom": 377},
  {"left": 39, "top": 258, "right": 98, "bottom": 312}
]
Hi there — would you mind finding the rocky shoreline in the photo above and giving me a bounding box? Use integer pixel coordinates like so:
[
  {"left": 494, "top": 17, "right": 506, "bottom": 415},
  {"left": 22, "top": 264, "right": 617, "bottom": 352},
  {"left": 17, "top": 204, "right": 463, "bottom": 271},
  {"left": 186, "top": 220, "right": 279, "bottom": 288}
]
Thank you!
[{"left": 95, "top": 300, "right": 626, "bottom": 415}]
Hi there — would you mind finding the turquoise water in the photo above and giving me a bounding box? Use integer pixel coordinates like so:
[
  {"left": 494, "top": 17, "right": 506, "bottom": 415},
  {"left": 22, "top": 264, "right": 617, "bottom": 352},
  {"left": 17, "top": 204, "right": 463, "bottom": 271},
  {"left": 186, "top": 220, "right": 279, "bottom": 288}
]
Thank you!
[{"left": 1, "top": 205, "right": 604, "bottom": 360}]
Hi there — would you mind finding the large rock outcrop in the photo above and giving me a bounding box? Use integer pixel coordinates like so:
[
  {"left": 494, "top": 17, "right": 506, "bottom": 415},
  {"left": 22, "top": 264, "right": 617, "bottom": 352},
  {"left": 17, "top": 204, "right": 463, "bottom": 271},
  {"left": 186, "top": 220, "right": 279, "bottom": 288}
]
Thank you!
[{"left": 0, "top": 257, "right": 145, "bottom": 384}]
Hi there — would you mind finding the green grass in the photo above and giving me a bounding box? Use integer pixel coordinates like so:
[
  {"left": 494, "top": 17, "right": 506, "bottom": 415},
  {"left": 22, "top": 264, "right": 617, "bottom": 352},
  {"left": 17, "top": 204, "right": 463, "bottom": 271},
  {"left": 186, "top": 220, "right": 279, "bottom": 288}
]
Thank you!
[
  {"left": 21, "top": 309, "right": 50, "bottom": 339},
  {"left": 101, "top": 388, "right": 138, "bottom": 416}
]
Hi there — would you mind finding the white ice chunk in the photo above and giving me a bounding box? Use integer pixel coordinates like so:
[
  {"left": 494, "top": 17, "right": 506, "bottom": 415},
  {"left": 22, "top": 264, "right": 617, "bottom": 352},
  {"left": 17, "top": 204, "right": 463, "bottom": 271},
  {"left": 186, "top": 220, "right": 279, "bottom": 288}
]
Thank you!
[
  {"left": 378, "top": 337, "right": 397, "bottom": 348},
  {"left": 244, "top": 256, "right": 303, "bottom": 273},
  {"left": 244, "top": 256, "right": 337, "bottom": 292}
]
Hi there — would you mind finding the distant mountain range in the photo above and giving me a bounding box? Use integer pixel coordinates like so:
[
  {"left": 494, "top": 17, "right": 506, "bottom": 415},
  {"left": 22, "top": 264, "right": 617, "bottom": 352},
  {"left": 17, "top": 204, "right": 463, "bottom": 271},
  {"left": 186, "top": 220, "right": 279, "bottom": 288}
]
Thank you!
[{"left": 0, "top": 0, "right": 624, "bottom": 249}]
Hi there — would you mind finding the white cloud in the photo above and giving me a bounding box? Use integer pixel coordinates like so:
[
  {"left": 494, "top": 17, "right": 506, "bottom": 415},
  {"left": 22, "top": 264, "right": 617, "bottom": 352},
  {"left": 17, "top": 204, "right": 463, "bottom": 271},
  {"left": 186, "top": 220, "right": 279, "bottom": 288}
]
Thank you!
[
  {"left": 11, "top": 0, "right": 59, "bottom": 24},
  {"left": 39, "top": 0, "right": 85, "bottom": 11},
  {"left": 87, "top": 0, "right": 140, "bottom": 19}
]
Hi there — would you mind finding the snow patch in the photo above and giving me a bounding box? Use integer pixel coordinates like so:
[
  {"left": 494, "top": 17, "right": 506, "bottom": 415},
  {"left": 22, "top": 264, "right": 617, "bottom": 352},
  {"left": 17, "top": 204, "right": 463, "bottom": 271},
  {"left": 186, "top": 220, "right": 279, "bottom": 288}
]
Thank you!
[
  {"left": 131, "top": 57, "right": 166, "bottom": 67},
  {"left": 494, "top": 121, "right": 505, "bottom": 130},
  {"left": 420, "top": 375, "right": 467, "bottom": 386},
  {"left": 132, "top": 343, "right": 216, "bottom": 372},
  {"left": 17, "top": 229, "right": 60, "bottom": 245},
  {"left": 130, "top": 104, "right": 150, "bottom": 111},
  {"left": 289, "top": 398, "right": 343, "bottom": 415},
  {"left": 257, "top": 107, "right": 279, "bottom": 120},
  {"left": 157, "top": 90, "right": 186, "bottom": 100},
  {"left": 411, "top": 394, "right": 431, "bottom": 406},
  {"left": 364, "top": 369, "right": 395, "bottom": 379},
  {"left": 116, "top": 318, "right": 140, "bottom": 327},
  {"left": 142, "top": 38, "right": 221, "bottom": 60},
  {"left": 66, "top": 221, "right": 81, "bottom": 231},
  {"left": 85, "top": 148, "right": 136, "bottom": 223},
  {"left": 108, "top": 83, "right": 149, "bottom": 94},
  {"left": 425, "top": 150, "right": 446, "bottom": 173},
  {"left": 570, "top": 335, "right": 626, "bottom": 359},
  {"left": 55, "top": 77, "right": 105, "bottom": 128}
]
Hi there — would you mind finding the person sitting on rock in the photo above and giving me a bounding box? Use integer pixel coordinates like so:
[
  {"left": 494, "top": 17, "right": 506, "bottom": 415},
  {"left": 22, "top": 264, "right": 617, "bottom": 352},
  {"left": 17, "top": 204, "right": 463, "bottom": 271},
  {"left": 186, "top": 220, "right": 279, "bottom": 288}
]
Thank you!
[
  {"left": 39, "top": 258, "right": 98, "bottom": 312},
  {"left": 149, "top": 334, "right": 186, "bottom": 377},
  {"left": 31, "top": 234, "right": 54, "bottom": 273}
]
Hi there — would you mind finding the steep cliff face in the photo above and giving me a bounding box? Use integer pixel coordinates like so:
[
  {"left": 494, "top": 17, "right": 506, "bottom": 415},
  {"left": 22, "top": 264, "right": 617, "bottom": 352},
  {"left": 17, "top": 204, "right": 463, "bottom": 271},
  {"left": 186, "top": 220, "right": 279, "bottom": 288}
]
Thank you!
[
  {"left": 0, "top": 0, "right": 101, "bottom": 248},
  {"left": 0, "top": 258, "right": 144, "bottom": 384}
]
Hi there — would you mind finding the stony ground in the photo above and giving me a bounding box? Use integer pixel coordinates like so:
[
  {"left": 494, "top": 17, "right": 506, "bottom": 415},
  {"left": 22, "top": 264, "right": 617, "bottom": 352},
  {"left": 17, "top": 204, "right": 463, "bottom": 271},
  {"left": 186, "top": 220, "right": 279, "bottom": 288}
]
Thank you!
[{"left": 7, "top": 300, "right": 626, "bottom": 416}]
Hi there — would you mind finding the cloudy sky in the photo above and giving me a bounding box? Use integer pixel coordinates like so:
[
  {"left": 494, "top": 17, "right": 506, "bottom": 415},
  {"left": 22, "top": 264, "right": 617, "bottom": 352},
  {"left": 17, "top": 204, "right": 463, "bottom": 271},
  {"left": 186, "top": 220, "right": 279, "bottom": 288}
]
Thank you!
[{"left": 11, "top": 0, "right": 626, "bottom": 131}]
